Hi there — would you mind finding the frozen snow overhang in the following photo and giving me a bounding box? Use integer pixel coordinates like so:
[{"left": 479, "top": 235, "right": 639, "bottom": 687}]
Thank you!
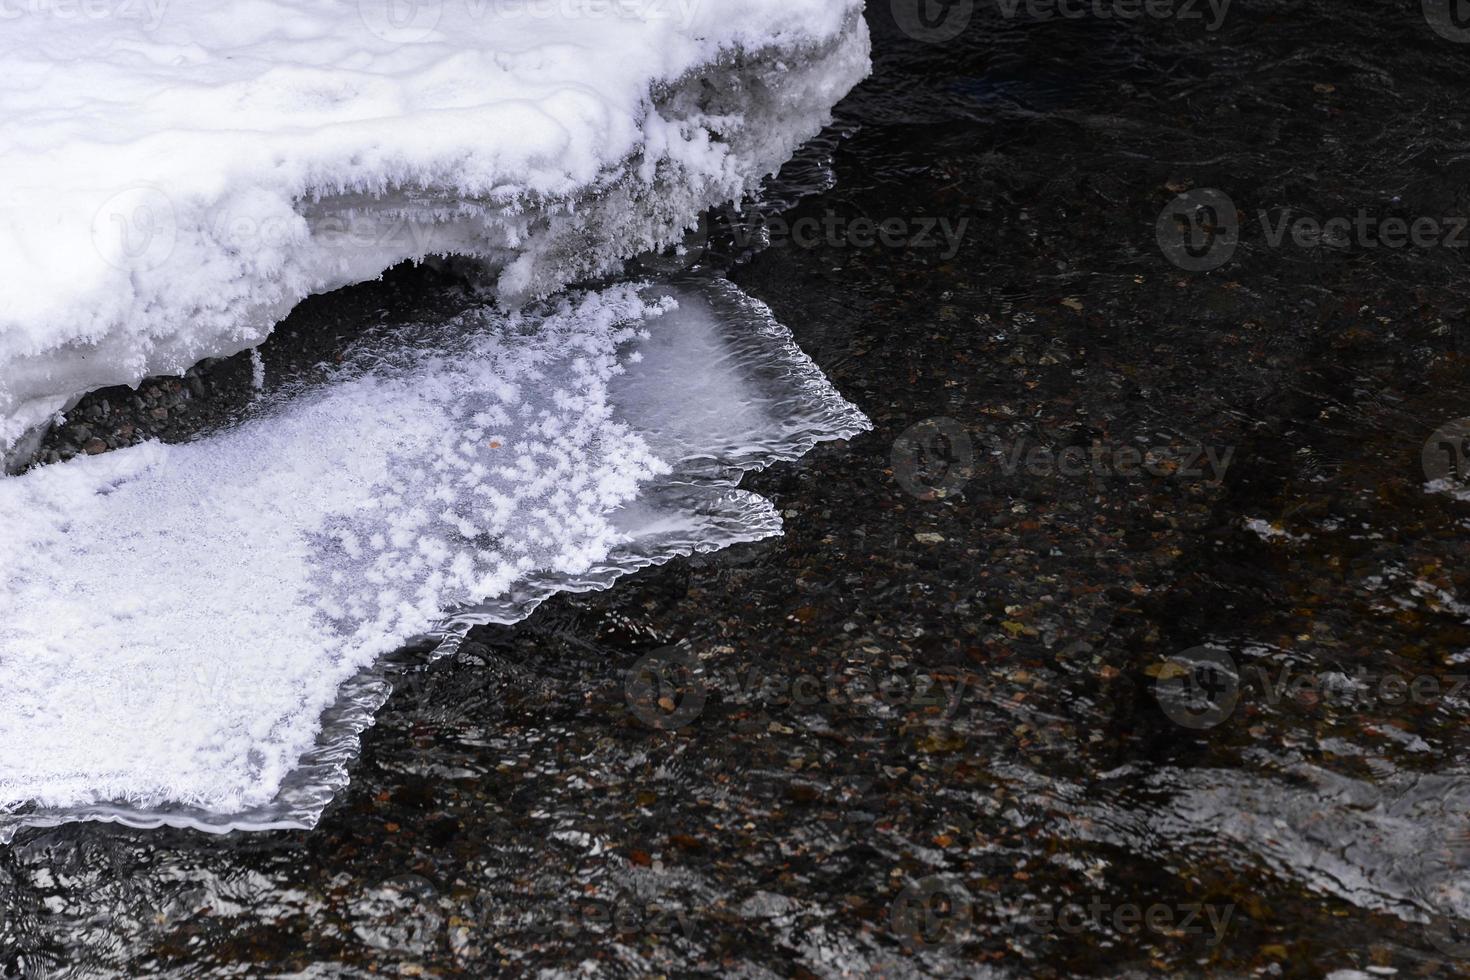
[{"left": 0, "top": 0, "right": 871, "bottom": 468}]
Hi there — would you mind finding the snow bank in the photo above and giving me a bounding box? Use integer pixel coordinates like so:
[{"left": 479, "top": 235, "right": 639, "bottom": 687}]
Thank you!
[
  {"left": 0, "top": 0, "right": 870, "bottom": 463},
  {"left": 0, "top": 279, "right": 869, "bottom": 837}
]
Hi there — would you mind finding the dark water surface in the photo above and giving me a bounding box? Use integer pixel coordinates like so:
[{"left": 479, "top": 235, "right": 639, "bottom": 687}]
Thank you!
[{"left": 10, "top": 1, "right": 1470, "bottom": 975}]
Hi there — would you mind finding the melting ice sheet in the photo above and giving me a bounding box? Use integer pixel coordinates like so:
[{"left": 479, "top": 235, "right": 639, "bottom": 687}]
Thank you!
[{"left": 0, "top": 279, "right": 869, "bottom": 839}]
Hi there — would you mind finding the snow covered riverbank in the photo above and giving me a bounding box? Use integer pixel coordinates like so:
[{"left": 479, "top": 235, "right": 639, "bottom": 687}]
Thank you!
[
  {"left": 0, "top": 2, "right": 873, "bottom": 833},
  {"left": 0, "top": 0, "right": 869, "bottom": 464}
]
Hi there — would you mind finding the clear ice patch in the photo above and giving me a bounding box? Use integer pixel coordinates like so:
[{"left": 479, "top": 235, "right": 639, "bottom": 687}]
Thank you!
[{"left": 0, "top": 278, "right": 869, "bottom": 840}]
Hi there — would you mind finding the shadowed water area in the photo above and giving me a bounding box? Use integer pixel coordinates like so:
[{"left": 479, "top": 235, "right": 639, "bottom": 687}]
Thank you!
[{"left": 6, "top": 1, "right": 1470, "bottom": 975}]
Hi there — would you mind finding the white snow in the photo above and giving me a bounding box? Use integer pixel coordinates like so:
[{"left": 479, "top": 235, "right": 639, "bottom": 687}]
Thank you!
[
  {"left": 0, "top": 280, "right": 870, "bottom": 834},
  {"left": 0, "top": 0, "right": 870, "bottom": 459}
]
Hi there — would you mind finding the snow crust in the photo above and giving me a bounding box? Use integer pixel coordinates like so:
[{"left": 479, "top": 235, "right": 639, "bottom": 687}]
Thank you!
[
  {"left": 0, "top": 280, "right": 870, "bottom": 836},
  {"left": 0, "top": 0, "right": 870, "bottom": 460}
]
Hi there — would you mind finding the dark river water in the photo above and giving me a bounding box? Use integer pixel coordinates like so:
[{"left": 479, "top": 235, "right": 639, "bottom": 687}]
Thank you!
[{"left": 9, "top": 1, "right": 1470, "bottom": 976}]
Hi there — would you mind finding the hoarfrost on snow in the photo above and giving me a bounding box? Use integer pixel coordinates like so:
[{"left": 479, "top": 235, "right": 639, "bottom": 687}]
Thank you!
[{"left": 0, "top": 281, "right": 870, "bottom": 837}]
